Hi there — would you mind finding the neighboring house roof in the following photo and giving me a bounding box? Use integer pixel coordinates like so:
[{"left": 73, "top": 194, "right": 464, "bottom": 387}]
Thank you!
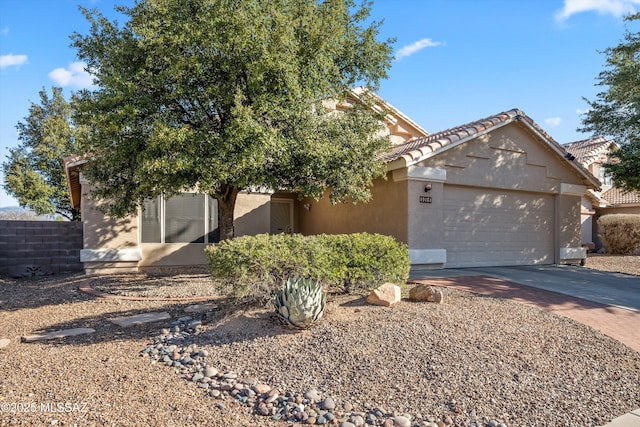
[
  {"left": 565, "top": 136, "right": 640, "bottom": 207},
  {"left": 384, "top": 108, "right": 600, "bottom": 189},
  {"left": 563, "top": 137, "right": 617, "bottom": 166},
  {"left": 602, "top": 186, "right": 640, "bottom": 206}
]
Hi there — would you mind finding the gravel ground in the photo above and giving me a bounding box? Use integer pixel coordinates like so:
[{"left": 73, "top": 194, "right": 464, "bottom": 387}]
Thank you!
[
  {"left": 0, "top": 257, "right": 639, "bottom": 427},
  {"left": 585, "top": 254, "right": 640, "bottom": 276}
]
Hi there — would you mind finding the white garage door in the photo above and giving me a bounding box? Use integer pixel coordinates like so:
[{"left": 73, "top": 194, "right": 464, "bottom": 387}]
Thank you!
[{"left": 443, "top": 186, "right": 554, "bottom": 268}]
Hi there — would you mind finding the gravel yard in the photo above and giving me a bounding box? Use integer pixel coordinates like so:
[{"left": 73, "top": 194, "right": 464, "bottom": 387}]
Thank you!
[{"left": 0, "top": 256, "right": 639, "bottom": 427}]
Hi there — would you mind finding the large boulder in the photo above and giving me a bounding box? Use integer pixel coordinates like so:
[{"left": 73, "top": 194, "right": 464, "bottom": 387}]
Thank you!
[
  {"left": 409, "top": 284, "right": 443, "bottom": 304},
  {"left": 366, "top": 283, "right": 401, "bottom": 307}
]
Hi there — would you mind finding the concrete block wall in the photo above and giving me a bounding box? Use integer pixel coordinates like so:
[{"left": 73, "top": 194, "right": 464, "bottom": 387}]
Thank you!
[{"left": 0, "top": 220, "right": 83, "bottom": 277}]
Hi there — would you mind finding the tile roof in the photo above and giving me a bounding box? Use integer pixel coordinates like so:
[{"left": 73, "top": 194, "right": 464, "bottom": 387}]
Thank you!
[
  {"left": 383, "top": 108, "right": 600, "bottom": 188},
  {"left": 563, "top": 137, "right": 616, "bottom": 166},
  {"left": 602, "top": 186, "right": 640, "bottom": 205},
  {"left": 383, "top": 109, "right": 522, "bottom": 163}
]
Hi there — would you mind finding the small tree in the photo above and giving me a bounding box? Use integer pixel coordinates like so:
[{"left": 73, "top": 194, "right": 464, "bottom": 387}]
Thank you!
[
  {"left": 71, "top": 0, "right": 394, "bottom": 240},
  {"left": 580, "top": 13, "right": 640, "bottom": 192},
  {"left": 2, "top": 87, "right": 81, "bottom": 221}
]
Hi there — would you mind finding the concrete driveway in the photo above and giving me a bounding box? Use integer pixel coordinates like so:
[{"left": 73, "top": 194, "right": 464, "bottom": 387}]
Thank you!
[{"left": 410, "top": 264, "right": 640, "bottom": 312}]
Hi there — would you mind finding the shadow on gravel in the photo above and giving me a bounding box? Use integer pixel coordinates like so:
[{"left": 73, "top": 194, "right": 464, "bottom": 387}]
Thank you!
[
  {"left": 411, "top": 275, "right": 623, "bottom": 314},
  {"left": 0, "top": 273, "right": 92, "bottom": 311}
]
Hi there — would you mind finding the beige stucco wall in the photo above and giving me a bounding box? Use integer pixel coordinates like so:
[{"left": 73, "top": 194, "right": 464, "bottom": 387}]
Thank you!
[
  {"left": 417, "top": 124, "right": 587, "bottom": 192},
  {"left": 81, "top": 183, "right": 139, "bottom": 250},
  {"left": 80, "top": 184, "right": 271, "bottom": 273},
  {"left": 405, "top": 122, "right": 589, "bottom": 266},
  {"left": 556, "top": 194, "right": 582, "bottom": 251},
  {"left": 295, "top": 173, "right": 408, "bottom": 244}
]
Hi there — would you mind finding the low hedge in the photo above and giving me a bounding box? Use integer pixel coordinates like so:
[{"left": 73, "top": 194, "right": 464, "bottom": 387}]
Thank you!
[
  {"left": 598, "top": 214, "right": 640, "bottom": 255},
  {"left": 205, "top": 233, "right": 410, "bottom": 302}
]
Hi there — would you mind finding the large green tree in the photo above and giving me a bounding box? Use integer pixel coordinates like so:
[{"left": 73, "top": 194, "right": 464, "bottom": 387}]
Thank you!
[
  {"left": 580, "top": 13, "right": 640, "bottom": 192},
  {"left": 72, "top": 0, "right": 394, "bottom": 240},
  {"left": 2, "top": 87, "right": 82, "bottom": 221}
]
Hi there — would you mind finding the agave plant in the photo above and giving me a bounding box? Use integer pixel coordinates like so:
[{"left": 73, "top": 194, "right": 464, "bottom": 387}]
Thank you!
[{"left": 274, "top": 278, "right": 326, "bottom": 329}]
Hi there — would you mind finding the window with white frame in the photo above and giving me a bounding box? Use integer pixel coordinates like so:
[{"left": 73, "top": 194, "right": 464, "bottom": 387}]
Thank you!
[{"left": 141, "top": 193, "right": 219, "bottom": 243}]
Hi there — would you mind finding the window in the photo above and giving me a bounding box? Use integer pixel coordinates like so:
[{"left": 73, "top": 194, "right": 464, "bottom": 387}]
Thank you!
[
  {"left": 141, "top": 193, "right": 219, "bottom": 243},
  {"left": 599, "top": 164, "right": 613, "bottom": 186}
]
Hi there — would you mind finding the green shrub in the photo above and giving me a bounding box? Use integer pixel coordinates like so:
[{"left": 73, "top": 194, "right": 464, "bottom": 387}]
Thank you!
[
  {"left": 598, "top": 214, "right": 640, "bottom": 255},
  {"left": 205, "top": 233, "right": 410, "bottom": 302}
]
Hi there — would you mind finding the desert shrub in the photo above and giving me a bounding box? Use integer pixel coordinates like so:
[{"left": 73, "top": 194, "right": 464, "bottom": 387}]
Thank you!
[
  {"left": 205, "top": 233, "right": 410, "bottom": 302},
  {"left": 598, "top": 214, "right": 640, "bottom": 255}
]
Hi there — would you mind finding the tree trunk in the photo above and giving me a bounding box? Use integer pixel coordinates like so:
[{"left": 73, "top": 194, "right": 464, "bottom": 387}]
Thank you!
[{"left": 217, "top": 184, "right": 239, "bottom": 241}]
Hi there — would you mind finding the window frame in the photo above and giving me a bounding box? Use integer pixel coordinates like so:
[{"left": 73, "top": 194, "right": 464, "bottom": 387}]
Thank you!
[{"left": 140, "top": 193, "right": 219, "bottom": 244}]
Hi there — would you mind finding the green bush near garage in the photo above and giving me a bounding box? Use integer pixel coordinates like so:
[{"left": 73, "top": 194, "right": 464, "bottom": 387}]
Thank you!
[
  {"left": 205, "top": 232, "right": 410, "bottom": 303},
  {"left": 598, "top": 214, "right": 640, "bottom": 255}
]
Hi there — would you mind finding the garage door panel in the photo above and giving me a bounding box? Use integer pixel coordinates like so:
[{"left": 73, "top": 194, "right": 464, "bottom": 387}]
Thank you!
[{"left": 443, "top": 186, "right": 554, "bottom": 268}]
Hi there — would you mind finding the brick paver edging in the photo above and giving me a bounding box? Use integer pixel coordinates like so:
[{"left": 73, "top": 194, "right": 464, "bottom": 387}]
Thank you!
[
  {"left": 78, "top": 279, "right": 219, "bottom": 302},
  {"left": 409, "top": 275, "right": 640, "bottom": 354}
]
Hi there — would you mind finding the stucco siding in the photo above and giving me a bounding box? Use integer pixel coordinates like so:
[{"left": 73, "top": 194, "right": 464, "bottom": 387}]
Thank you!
[
  {"left": 296, "top": 173, "right": 408, "bottom": 244},
  {"left": 81, "top": 183, "right": 138, "bottom": 250},
  {"left": 418, "top": 123, "right": 586, "bottom": 192},
  {"left": 404, "top": 122, "right": 587, "bottom": 267}
]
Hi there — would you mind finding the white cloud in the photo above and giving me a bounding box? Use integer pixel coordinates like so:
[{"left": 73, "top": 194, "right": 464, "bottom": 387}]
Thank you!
[
  {"left": 48, "top": 62, "right": 96, "bottom": 88},
  {"left": 555, "top": 0, "right": 640, "bottom": 22},
  {"left": 576, "top": 108, "right": 591, "bottom": 115},
  {"left": 1, "top": 27, "right": 9, "bottom": 36},
  {"left": 395, "top": 38, "right": 441, "bottom": 61},
  {"left": 0, "top": 54, "right": 28, "bottom": 69},
  {"left": 545, "top": 117, "right": 563, "bottom": 127}
]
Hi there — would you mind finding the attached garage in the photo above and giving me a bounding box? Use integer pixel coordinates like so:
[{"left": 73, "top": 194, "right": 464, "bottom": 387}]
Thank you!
[
  {"left": 296, "top": 109, "right": 599, "bottom": 269},
  {"left": 442, "top": 185, "right": 554, "bottom": 268}
]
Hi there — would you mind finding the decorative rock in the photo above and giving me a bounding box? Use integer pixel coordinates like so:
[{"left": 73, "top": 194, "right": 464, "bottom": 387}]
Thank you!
[
  {"left": 254, "top": 384, "right": 271, "bottom": 395},
  {"left": 366, "top": 283, "right": 401, "bottom": 307},
  {"left": 204, "top": 367, "right": 218, "bottom": 378},
  {"left": 22, "top": 327, "right": 96, "bottom": 342},
  {"left": 393, "top": 416, "right": 411, "bottom": 427},
  {"left": 433, "top": 289, "right": 443, "bottom": 304},
  {"left": 109, "top": 312, "right": 171, "bottom": 327},
  {"left": 350, "top": 415, "right": 365, "bottom": 427},
  {"left": 305, "top": 389, "right": 321, "bottom": 401},
  {"left": 382, "top": 419, "right": 394, "bottom": 427},
  {"left": 321, "top": 397, "right": 336, "bottom": 410},
  {"left": 0, "top": 338, "right": 10, "bottom": 349},
  {"left": 340, "top": 423, "right": 356, "bottom": 427},
  {"left": 187, "top": 320, "right": 202, "bottom": 329},
  {"left": 409, "top": 284, "right": 443, "bottom": 303},
  {"left": 184, "top": 303, "right": 219, "bottom": 313},
  {"left": 257, "top": 403, "right": 270, "bottom": 416}
]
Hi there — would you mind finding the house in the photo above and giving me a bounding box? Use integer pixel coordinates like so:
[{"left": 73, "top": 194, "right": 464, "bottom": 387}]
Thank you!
[
  {"left": 564, "top": 137, "right": 640, "bottom": 251},
  {"left": 65, "top": 100, "right": 600, "bottom": 273},
  {"left": 64, "top": 92, "right": 429, "bottom": 274}
]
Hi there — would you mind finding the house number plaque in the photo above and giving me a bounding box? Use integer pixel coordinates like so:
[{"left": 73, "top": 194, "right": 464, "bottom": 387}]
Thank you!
[{"left": 419, "top": 196, "right": 432, "bottom": 204}]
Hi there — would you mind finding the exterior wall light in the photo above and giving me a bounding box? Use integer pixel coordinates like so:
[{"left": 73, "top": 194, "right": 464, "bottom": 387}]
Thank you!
[{"left": 424, "top": 183, "right": 432, "bottom": 193}]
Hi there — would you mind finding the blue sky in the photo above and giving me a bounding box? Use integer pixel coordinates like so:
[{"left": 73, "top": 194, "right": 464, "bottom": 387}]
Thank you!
[{"left": 0, "top": 0, "right": 638, "bottom": 207}]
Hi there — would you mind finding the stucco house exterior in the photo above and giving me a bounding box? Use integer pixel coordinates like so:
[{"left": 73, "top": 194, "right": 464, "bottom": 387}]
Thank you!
[
  {"left": 65, "top": 99, "right": 600, "bottom": 273},
  {"left": 564, "top": 137, "right": 640, "bottom": 251}
]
